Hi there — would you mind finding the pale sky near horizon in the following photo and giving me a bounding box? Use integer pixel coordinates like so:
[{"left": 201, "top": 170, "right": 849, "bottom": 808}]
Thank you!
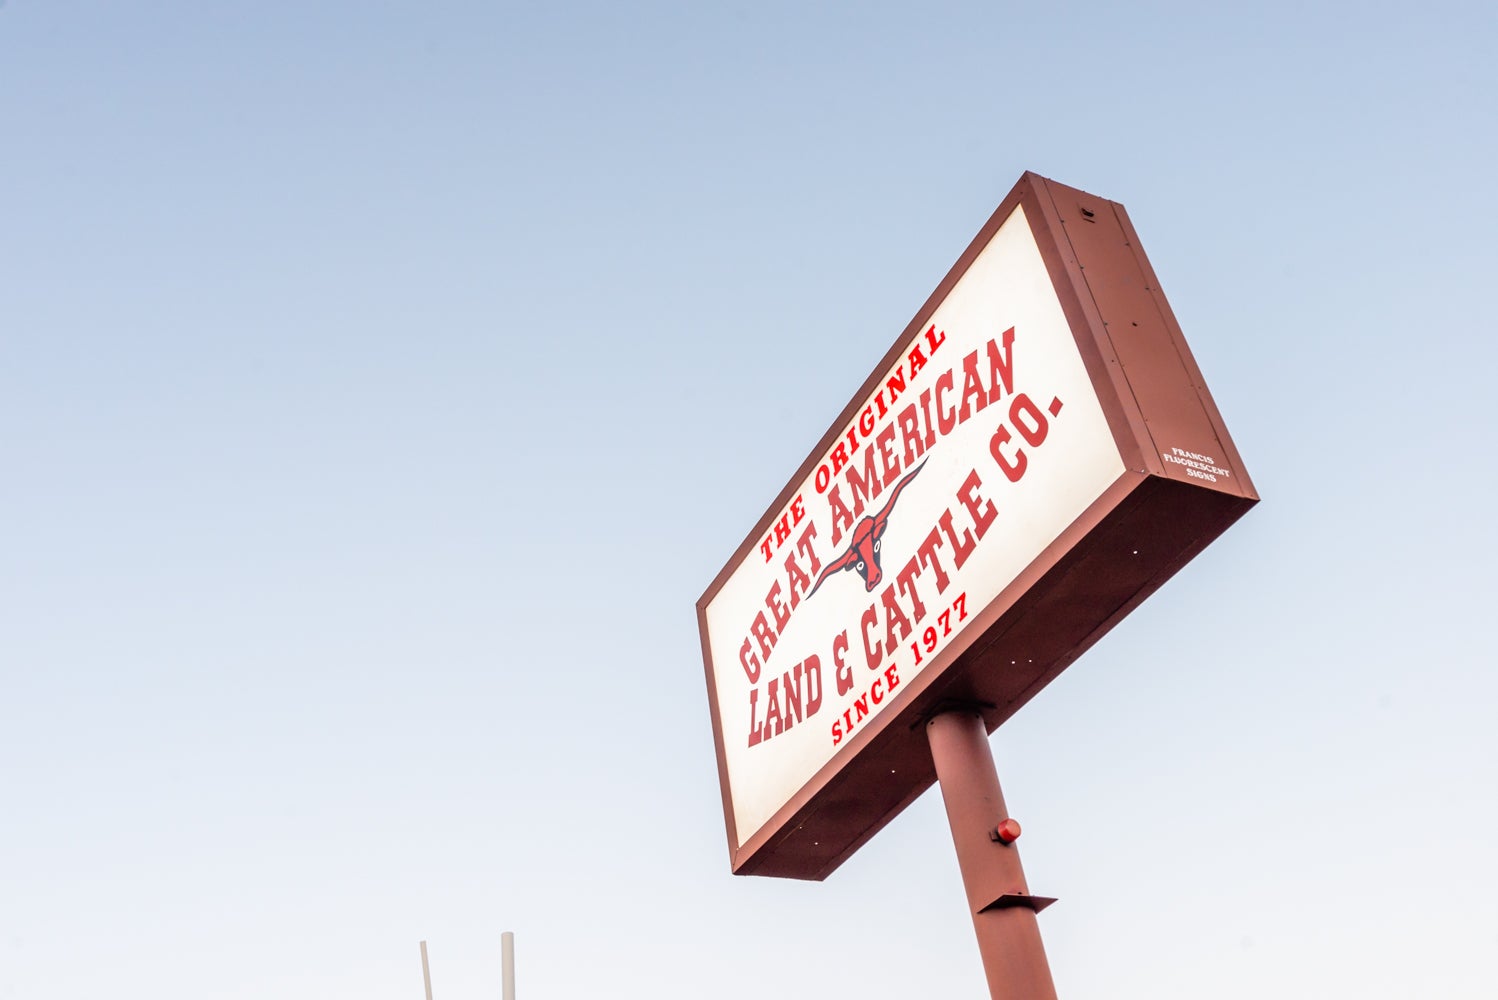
[{"left": 3, "top": 2, "right": 1496, "bottom": 998}]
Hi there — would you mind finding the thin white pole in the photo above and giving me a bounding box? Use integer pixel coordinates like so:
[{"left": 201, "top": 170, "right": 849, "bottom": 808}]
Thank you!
[
  {"left": 420, "top": 940, "right": 434, "bottom": 1000},
  {"left": 501, "top": 932, "right": 515, "bottom": 1000}
]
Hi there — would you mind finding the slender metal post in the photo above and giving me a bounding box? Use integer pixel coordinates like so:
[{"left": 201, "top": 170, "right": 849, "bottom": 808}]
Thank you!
[
  {"left": 926, "top": 709, "right": 1059, "bottom": 1000},
  {"left": 501, "top": 931, "right": 516, "bottom": 1000},
  {"left": 419, "top": 940, "right": 434, "bottom": 1000}
]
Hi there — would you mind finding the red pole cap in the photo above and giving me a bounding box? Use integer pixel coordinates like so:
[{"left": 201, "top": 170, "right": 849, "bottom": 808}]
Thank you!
[{"left": 992, "top": 818, "right": 1022, "bottom": 844}]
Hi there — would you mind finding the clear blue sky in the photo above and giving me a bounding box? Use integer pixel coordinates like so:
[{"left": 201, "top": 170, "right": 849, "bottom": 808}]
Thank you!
[{"left": 3, "top": 2, "right": 1495, "bottom": 998}]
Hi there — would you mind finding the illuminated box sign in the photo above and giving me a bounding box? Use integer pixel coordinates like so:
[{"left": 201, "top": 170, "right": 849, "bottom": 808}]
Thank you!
[{"left": 697, "top": 173, "right": 1257, "bottom": 880}]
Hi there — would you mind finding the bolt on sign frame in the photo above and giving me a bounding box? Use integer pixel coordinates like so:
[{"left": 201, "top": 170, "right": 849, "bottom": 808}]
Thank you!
[{"left": 697, "top": 171, "right": 1257, "bottom": 882}]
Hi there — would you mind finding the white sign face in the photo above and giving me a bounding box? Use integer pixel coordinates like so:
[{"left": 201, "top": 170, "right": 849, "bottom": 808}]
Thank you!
[{"left": 703, "top": 204, "right": 1126, "bottom": 845}]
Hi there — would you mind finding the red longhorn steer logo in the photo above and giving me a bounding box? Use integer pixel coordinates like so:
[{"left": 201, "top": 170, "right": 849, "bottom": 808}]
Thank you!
[{"left": 808, "top": 460, "right": 927, "bottom": 598}]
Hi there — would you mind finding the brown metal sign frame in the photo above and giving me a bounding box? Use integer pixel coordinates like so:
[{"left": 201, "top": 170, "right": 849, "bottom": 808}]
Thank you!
[{"left": 698, "top": 172, "right": 1257, "bottom": 880}]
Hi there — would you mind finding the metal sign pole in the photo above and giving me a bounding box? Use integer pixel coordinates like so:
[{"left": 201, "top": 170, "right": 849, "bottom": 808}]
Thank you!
[
  {"left": 926, "top": 709, "right": 1059, "bottom": 1000},
  {"left": 501, "top": 931, "right": 515, "bottom": 1000},
  {"left": 419, "top": 940, "right": 435, "bottom": 1000}
]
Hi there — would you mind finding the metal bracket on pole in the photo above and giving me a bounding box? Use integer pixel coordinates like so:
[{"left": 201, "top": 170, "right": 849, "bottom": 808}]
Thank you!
[
  {"left": 912, "top": 697, "right": 997, "bottom": 729},
  {"left": 980, "top": 893, "right": 1058, "bottom": 914}
]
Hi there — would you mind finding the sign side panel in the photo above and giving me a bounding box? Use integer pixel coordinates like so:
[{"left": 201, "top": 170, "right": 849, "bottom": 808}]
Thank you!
[
  {"left": 1110, "top": 200, "right": 1258, "bottom": 498},
  {"left": 1035, "top": 177, "right": 1256, "bottom": 498}
]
